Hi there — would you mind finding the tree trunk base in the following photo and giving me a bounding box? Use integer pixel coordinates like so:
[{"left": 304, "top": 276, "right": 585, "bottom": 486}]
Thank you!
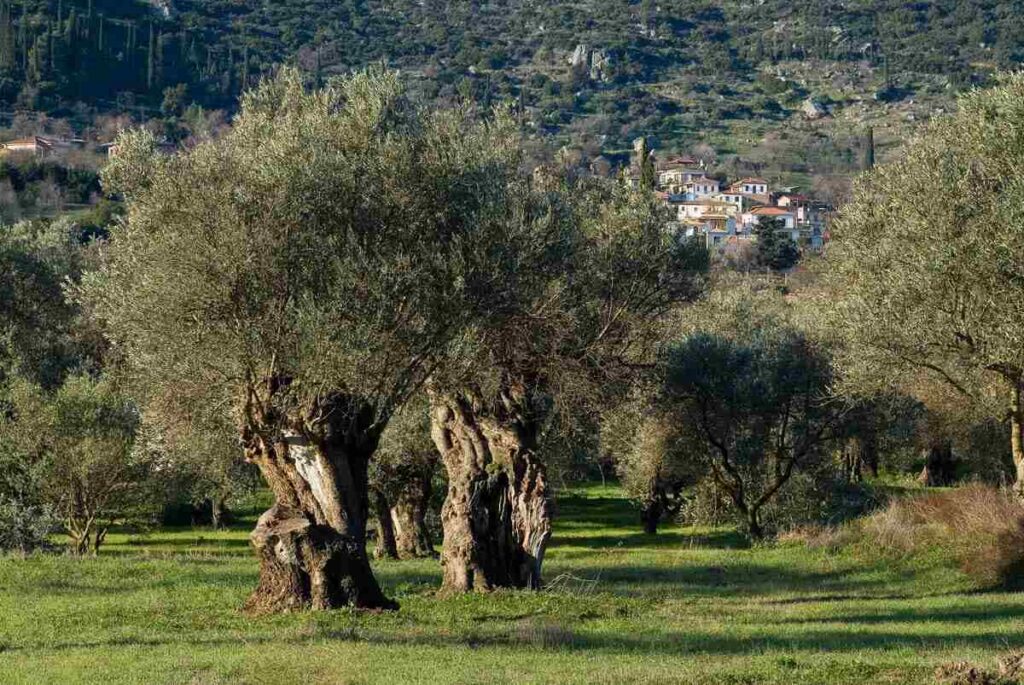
[
  {"left": 243, "top": 506, "right": 397, "bottom": 614},
  {"left": 392, "top": 503, "right": 436, "bottom": 559}
]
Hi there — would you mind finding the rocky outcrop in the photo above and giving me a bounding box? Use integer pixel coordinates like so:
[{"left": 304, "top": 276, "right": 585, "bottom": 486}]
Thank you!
[
  {"left": 802, "top": 98, "right": 828, "bottom": 119},
  {"left": 569, "top": 44, "right": 612, "bottom": 83}
]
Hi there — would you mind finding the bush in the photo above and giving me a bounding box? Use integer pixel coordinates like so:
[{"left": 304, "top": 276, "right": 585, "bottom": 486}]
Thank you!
[
  {"left": 684, "top": 470, "right": 880, "bottom": 536},
  {"left": 0, "top": 496, "right": 57, "bottom": 555},
  {"left": 857, "top": 484, "right": 1024, "bottom": 589}
]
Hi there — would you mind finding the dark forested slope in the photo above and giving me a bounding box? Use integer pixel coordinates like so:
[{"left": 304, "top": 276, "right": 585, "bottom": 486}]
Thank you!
[{"left": 0, "top": 0, "right": 1021, "bottom": 179}]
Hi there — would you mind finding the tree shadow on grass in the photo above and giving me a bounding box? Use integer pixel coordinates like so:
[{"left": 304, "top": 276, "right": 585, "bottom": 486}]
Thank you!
[
  {"left": 546, "top": 561, "right": 894, "bottom": 599},
  {"left": 550, "top": 529, "right": 750, "bottom": 551},
  {"left": 771, "top": 601, "right": 1024, "bottom": 626},
  {"left": 555, "top": 495, "right": 642, "bottom": 529},
  {"left": 14, "top": 619, "right": 1024, "bottom": 658}
]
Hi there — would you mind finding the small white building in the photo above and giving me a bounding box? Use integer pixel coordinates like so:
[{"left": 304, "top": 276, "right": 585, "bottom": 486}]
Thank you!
[
  {"left": 682, "top": 175, "right": 720, "bottom": 199},
  {"left": 729, "top": 177, "right": 771, "bottom": 203}
]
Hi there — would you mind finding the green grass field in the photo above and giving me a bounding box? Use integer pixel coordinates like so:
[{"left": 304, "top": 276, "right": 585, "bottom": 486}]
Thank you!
[{"left": 1, "top": 484, "right": 1021, "bottom": 684}]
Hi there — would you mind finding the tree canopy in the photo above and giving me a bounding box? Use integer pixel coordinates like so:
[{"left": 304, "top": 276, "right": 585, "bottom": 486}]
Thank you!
[{"left": 828, "top": 72, "right": 1024, "bottom": 493}]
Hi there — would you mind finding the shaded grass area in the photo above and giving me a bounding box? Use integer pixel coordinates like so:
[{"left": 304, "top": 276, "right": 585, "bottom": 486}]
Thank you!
[{"left": 1, "top": 484, "right": 1022, "bottom": 684}]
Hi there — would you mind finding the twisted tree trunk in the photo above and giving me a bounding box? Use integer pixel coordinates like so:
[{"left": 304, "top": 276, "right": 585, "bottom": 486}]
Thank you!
[
  {"left": 842, "top": 437, "right": 864, "bottom": 483},
  {"left": 429, "top": 390, "right": 551, "bottom": 593},
  {"left": 1011, "top": 382, "right": 1024, "bottom": 498},
  {"left": 242, "top": 396, "right": 396, "bottom": 613},
  {"left": 391, "top": 469, "right": 435, "bottom": 558},
  {"left": 372, "top": 490, "right": 399, "bottom": 560}
]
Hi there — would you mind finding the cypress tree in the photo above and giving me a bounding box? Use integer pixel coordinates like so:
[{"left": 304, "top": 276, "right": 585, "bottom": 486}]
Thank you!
[
  {"left": 147, "top": 22, "right": 154, "bottom": 90},
  {"left": 241, "top": 43, "right": 249, "bottom": 89},
  {"left": 862, "top": 127, "right": 875, "bottom": 171},
  {"left": 0, "top": 1, "right": 14, "bottom": 72},
  {"left": 19, "top": 0, "right": 26, "bottom": 71}
]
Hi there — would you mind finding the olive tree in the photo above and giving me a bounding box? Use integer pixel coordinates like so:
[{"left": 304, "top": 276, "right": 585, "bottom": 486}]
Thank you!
[
  {"left": 86, "top": 69, "right": 537, "bottom": 612},
  {"left": 601, "top": 394, "right": 697, "bottom": 534},
  {"left": 828, "top": 74, "right": 1024, "bottom": 495},
  {"left": 0, "top": 374, "right": 142, "bottom": 555},
  {"left": 428, "top": 182, "right": 708, "bottom": 592},
  {"left": 370, "top": 396, "right": 439, "bottom": 560},
  {"left": 660, "top": 288, "right": 846, "bottom": 539}
]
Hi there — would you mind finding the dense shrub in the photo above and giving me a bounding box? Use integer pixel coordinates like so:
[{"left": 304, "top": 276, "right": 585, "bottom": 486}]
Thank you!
[
  {"left": 684, "top": 470, "right": 880, "bottom": 536},
  {"left": 0, "top": 496, "right": 56, "bottom": 555}
]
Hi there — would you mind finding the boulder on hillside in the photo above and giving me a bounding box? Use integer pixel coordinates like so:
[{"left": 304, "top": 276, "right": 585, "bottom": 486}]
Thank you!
[{"left": 802, "top": 98, "right": 828, "bottom": 119}]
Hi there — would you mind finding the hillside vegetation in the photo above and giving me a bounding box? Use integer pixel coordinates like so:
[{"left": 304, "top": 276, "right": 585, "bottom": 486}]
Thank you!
[{"left": 0, "top": 1, "right": 1021, "bottom": 181}]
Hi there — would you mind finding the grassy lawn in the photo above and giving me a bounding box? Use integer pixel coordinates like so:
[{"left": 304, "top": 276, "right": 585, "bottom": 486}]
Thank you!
[{"left": 1, "top": 484, "right": 1021, "bottom": 684}]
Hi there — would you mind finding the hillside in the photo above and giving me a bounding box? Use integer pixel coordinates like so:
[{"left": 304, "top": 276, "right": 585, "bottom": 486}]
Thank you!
[{"left": 0, "top": 0, "right": 1022, "bottom": 185}]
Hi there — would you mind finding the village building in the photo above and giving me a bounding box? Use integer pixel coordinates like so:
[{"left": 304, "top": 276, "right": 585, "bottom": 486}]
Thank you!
[{"left": 0, "top": 136, "right": 85, "bottom": 157}]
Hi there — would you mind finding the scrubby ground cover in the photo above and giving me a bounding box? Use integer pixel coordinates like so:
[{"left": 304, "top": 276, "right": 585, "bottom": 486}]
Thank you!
[{"left": 1, "top": 484, "right": 1021, "bottom": 685}]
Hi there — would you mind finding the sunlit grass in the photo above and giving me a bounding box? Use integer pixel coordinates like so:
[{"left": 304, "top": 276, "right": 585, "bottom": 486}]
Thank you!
[{"left": 0, "top": 483, "right": 1020, "bottom": 684}]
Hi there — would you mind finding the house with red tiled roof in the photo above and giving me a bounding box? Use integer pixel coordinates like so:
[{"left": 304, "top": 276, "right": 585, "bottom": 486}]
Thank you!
[{"left": 657, "top": 155, "right": 700, "bottom": 171}]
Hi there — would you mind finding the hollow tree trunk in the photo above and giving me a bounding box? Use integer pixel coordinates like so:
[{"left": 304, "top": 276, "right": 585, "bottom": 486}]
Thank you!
[
  {"left": 372, "top": 490, "right": 399, "bottom": 560},
  {"left": 391, "top": 469, "right": 435, "bottom": 558},
  {"left": 918, "top": 441, "right": 955, "bottom": 487},
  {"left": 429, "top": 391, "right": 551, "bottom": 593},
  {"left": 242, "top": 397, "right": 396, "bottom": 613}
]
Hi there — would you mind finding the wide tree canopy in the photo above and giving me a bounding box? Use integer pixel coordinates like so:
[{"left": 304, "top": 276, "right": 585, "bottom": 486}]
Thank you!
[
  {"left": 659, "top": 287, "right": 845, "bottom": 538},
  {"left": 828, "top": 73, "right": 1024, "bottom": 493},
  {"left": 86, "top": 67, "right": 554, "bottom": 611}
]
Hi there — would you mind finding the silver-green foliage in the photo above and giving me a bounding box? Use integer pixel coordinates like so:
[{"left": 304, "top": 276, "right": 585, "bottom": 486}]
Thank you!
[
  {"left": 88, "top": 66, "right": 540, "bottom": 443},
  {"left": 829, "top": 73, "right": 1024, "bottom": 426}
]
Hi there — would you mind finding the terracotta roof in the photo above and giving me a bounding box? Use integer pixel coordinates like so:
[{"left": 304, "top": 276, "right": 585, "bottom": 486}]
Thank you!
[
  {"left": 661, "top": 155, "right": 698, "bottom": 166},
  {"left": 751, "top": 207, "right": 793, "bottom": 216}
]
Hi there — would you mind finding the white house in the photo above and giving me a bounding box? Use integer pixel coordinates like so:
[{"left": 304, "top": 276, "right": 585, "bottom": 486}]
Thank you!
[
  {"left": 729, "top": 177, "right": 770, "bottom": 201},
  {"left": 682, "top": 175, "right": 720, "bottom": 199}
]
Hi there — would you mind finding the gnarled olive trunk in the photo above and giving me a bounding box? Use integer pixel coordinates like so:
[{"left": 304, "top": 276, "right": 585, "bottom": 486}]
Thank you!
[
  {"left": 372, "top": 490, "right": 400, "bottom": 560},
  {"left": 391, "top": 471, "right": 436, "bottom": 559},
  {"left": 429, "top": 392, "right": 551, "bottom": 593},
  {"left": 1011, "top": 382, "right": 1024, "bottom": 498},
  {"left": 242, "top": 399, "right": 396, "bottom": 613}
]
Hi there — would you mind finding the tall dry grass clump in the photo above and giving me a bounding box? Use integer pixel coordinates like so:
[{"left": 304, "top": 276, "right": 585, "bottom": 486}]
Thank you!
[{"left": 860, "top": 484, "right": 1024, "bottom": 589}]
